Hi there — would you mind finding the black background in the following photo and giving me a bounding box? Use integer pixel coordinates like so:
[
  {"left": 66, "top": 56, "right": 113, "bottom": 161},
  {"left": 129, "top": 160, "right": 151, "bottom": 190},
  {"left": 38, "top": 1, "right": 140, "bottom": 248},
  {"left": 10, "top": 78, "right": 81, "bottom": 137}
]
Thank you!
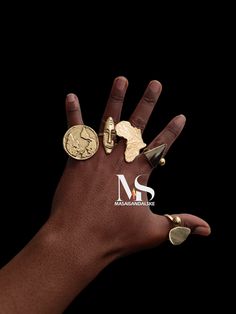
[{"left": 0, "top": 6, "right": 232, "bottom": 313}]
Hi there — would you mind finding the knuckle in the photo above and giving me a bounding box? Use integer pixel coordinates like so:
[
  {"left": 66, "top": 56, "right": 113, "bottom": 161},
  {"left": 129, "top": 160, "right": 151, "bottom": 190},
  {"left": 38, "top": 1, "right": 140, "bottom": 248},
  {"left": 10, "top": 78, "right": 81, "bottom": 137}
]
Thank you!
[
  {"left": 67, "top": 107, "right": 79, "bottom": 113},
  {"left": 143, "top": 94, "right": 155, "bottom": 105},
  {"left": 130, "top": 117, "right": 146, "bottom": 130},
  {"left": 109, "top": 92, "right": 124, "bottom": 102},
  {"left": 166, "top": 122, "right": 180, "bottom": 139},
  {"left": 67, "top": 102, "right": 79, "bottom": 113}
]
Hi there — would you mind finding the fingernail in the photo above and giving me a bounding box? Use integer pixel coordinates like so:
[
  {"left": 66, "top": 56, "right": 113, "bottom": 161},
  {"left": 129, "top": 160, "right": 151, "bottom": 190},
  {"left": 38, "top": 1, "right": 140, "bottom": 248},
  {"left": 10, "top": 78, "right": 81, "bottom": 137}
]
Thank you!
[
  {"left": 67, "top": 93, "right": 75, "bottom": 102},
  {"left": 175, "top": 114, "right": 186, "bottom": 126},
  {"left": 192, "top": 225, "right": 211, "bottom": 236},
  {"left": 149, "top": 81, "right": 161, "bottom": 93},
  {"left": 116, "top": 77, "right": 127, "bottom": 90}
]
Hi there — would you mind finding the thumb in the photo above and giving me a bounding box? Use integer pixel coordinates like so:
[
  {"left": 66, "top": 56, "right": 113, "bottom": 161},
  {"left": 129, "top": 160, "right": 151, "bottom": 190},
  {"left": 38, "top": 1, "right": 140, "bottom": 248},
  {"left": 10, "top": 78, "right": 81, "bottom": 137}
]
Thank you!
[{"left": 146, "top": 213, "right": 211, "bottom": 247}]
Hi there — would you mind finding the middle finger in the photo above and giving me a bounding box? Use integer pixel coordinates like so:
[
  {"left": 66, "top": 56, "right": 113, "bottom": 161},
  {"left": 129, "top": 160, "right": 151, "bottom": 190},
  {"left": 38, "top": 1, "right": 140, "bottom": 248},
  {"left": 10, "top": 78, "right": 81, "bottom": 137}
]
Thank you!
[{"left": 99, "top": 76, "right": 128, "bottom": 133}]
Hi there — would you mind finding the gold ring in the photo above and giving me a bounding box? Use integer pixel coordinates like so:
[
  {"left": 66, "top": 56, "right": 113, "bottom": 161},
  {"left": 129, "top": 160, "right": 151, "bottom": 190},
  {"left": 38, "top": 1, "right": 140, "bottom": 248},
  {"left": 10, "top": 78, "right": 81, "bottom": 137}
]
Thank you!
[
  {"left": 63, "top": 125, "right": 99, "bottom": 160},
  {"left": 159, "top": 157, "right": 166, "bottom": 166},
  {"left": 165, "top": 214, "right": 182, "bottom": 226},
  {"left": 101, "top": 117, "right": 116, "bottom": 154},
  {"left": 115, "top": 120, "right": 146, "bottom": 162},
  {"left": 164, "top": 214, "right": 191, "bottom": 246},
  {"left": 143, "top": 144, "right": 166, "bottom": 168}
]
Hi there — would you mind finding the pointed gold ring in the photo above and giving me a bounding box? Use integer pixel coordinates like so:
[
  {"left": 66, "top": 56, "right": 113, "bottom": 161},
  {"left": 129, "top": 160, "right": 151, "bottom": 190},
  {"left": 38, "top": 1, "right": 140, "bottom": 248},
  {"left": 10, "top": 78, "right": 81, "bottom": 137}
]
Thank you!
[{"left": 143, "top": 144, "right": 166, "bottom": 168}]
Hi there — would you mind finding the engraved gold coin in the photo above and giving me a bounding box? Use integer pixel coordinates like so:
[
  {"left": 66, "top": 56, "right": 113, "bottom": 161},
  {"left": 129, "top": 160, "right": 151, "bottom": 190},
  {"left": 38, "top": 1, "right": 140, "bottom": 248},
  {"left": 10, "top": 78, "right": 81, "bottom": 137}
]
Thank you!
[{"left": 63, "top": 125, "right": 99, "bottom": 160}]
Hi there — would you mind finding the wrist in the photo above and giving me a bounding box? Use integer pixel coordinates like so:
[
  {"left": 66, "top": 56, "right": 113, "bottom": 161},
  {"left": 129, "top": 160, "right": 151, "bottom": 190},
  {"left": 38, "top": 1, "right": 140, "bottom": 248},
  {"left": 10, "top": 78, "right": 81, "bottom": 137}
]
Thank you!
[
  {"left": 42, "top": 219, "right": 115, "bottom": 282},
  {"left": 0, "top": 220, "right": 113, "bottom": 314}
]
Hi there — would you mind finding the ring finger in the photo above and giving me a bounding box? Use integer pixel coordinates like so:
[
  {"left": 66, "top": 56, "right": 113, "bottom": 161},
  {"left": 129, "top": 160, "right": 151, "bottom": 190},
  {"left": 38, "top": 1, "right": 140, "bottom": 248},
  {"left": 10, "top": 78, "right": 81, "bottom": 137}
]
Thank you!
[{"left": 129, "top": 80, "right": 162, "bottom": 132}]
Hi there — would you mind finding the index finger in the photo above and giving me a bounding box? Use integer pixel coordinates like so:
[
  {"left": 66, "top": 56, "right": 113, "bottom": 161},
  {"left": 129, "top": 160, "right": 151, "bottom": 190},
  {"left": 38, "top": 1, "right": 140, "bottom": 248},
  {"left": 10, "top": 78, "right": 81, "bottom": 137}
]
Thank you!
[{"left": 65, "top": 93, "right": 84, "bottom": 127}]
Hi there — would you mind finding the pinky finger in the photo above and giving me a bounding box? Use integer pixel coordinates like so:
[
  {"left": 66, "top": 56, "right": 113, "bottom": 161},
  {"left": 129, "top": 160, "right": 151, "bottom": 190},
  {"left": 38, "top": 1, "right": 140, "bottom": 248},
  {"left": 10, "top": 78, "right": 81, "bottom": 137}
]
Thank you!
[{"left": 146, "top": 114, "right": 186, "bottom": 156}]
